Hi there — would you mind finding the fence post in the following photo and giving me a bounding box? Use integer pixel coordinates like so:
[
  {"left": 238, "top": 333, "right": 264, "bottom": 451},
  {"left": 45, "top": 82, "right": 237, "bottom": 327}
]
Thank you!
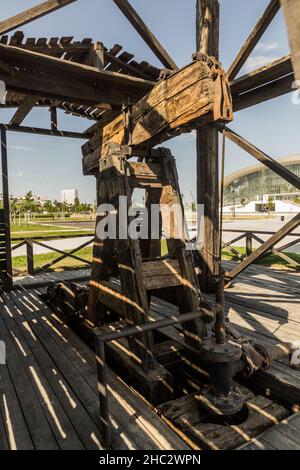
[
  {"left": 246, "top": 232, "right": 253, "bottom": 257},
  {"left": 26, "top": 239, "right": 34, "bottom": 275}
]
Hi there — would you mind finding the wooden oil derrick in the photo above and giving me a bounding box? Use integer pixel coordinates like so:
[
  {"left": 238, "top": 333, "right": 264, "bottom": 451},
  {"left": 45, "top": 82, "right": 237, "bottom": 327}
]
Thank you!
[{"left": 85, "top": 143, "right": 214, "bottom": 403}]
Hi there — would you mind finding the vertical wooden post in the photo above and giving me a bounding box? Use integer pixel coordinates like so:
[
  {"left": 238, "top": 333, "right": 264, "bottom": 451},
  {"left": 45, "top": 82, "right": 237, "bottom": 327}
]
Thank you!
[
  {"left": 246, "top": 232, "right": 253, "bottom": 257},
  {"left": 26, "top": 239, "right": 34, "bottom": 275},
  {"left": 50, "top": 107, "right": 58, "bottom": 131},
  {"left": 196, "top": 0, "right": 220, "bottom": 293},
  {"left": 0, "top": 127, "right": 13, "bottom": 289},
  {"left": 281, "top": 0, "right": 300, "bottom": 83}
]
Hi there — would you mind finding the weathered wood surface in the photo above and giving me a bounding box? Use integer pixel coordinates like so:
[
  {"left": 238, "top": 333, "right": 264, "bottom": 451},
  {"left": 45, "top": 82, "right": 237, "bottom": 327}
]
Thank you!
[
  {"left": 0, "top": 43, "right": 154, "bottom": 108},
  {"left": 240, "top": 412, "right": 300, "bottom": 450},
  {"left": 82, "top": 59, "right": 233, "bottom": 174},
  {"left": 281, "top": 0, "right": 300, "bottom": 83},
  {"left": 158, "top": 392, "right": 288, "bottom": 450},
  {"left": 0, "top": 1, "right": 78, "bottom": 35},
  {"left": 231, "top": 55, "right": 294, "bottom": 111},
  {"left": 0, "top": 287, "right": 189, "bottom": 450},
  {"left": 196, "top": 0, "right": 220, "bottom": 293}
]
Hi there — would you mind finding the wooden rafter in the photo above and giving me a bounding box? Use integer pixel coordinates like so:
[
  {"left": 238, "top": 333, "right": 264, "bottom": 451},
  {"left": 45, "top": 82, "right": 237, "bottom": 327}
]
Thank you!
[
  {"left": 281, "top": 0, "right": 300, "bottom": 83},
  {"left": 0, "top": 0, "right": 78, "bottom": 35},
  {"left": 230, "top": 55, "right": 294, "bottom": 111},
  {"left": 10, "top": 96, "right": 37, "bottom": 126},
  {"left": 112, "top": 0, "right": 178, "bottom": 70},
  {"left": 227, "top": 0, "right": 281, "bottom": 81},
  {"left": 0, "top": 43, "right": 154, "bottom": 108}
]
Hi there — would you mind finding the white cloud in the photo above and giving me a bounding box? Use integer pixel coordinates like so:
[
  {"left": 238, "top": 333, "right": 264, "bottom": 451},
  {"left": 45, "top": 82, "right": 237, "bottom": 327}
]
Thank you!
[
  {"left": 9, "top": 171, "right": 23, "bottom": 177},
  {"left": 9, "top": 145, "right": 38, "bottom": 152},
  {"left": 244, "top": 54, "right": 278, "bottom": 72},
  {"left": 255, "top": 41, "right": 280, "bottom": 52},
  {"left": 244, "top": 42, "right": 281, "bottom": 73}
]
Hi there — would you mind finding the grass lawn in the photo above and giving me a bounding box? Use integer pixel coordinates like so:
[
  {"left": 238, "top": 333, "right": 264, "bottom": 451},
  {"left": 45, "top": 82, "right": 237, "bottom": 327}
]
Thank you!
[
  {"left": 13, "top": 246, "right": 93, "bottom": 273},
  {"left": 11, "top": 223, "right": 94, "bottom": 240},
  {"left": 222, "top": 246, "right": 300, "bottom": 270},
  {"left": 12, "top": 240, "right": 299, "bottom": 274}
]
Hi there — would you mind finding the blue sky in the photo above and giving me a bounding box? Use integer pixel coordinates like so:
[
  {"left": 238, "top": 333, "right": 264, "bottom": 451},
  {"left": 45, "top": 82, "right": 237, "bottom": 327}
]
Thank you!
[{"left": 0, "top": 0, "right": 299, "bottom": 203}]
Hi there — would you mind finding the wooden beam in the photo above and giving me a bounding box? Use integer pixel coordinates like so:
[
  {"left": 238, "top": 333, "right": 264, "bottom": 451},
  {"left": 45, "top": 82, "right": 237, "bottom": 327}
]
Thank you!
[
  {"left": 233, "top": 74, "right": 294, "bottom": 111},
  {"left": 227, "top": 0, "right": 281, "bottom": 81},
  {"left": 1, "top": 123, "right": 88, "bottom": 139},
  {"left": 0, "top": 43, "right": 154, "bottom": 107},
  {"left": 9, "top": 96, "right": 37, "bottom": 125},
  {"left": 0, "top": 58, "right": 15, "bottom": 75},
  {"left": 218, "top": 126, "right": 300, "bottom": 190},
  {"left": 227, "top": 213, "right": 300, "bottom": 280},
  {"left": 196, "top": 0, "right": 220, "bottom": 293},
  {"left": 230, "top": 56, "right": 294, "bottom": 111},
  {"left": 82, "top": 59, "right": 233, "bottom": 174},
  {"left": 112, "top": 0, "right": 178, "bottom": 70},
  {"left": 281, "top": 0, "right": 300, "bottom": 82},
  {"left": 0, "top": 0, "right": 78, "bottom": 35},
  {"left": 230, "top": 55, "right": 293, "bottom": 96}
]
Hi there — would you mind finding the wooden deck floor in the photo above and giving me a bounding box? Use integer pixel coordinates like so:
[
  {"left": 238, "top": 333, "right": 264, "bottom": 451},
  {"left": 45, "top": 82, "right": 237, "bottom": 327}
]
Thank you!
[
  {"left": 2, "top": 264, "right": 299, "bottom": 450},
  {"left": 0, "top": 284, "right": 188, "bottom": 450},
  {"left": 240, "top": 412, "right": 300, "bottom": 450}
]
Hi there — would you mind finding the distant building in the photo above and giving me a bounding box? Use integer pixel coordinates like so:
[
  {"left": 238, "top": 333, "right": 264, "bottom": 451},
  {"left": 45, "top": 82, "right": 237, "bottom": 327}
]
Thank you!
[
  {"left": 60, "top": 189, "right": 78, "bottom": 205},
  {"left": 224, "top": 155, "right": 300, "bottom": 214}
]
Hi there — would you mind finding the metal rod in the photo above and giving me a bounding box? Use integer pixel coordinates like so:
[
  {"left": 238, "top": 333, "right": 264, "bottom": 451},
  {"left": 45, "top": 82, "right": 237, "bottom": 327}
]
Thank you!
[
  {"left": 215, "top": 274, "right": 226, "bottom": 345},
  {"left": 95, "top": 310, "right": 203, "bottom": 448}
]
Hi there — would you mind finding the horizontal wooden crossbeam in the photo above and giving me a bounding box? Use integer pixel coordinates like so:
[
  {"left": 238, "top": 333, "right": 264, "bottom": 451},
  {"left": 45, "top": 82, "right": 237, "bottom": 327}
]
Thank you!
[
  {"left": 0, "top": 0, "right": 78, "bottom": 35},
  {"left": 230, "top": 56, "right": 294, "bottom": 110},
  {"left": 1, "top": 123, "right": 88, "bottom": 139}
]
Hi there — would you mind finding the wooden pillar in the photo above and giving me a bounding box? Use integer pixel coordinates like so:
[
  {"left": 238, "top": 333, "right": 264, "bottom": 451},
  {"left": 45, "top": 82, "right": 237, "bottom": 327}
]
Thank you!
[
  {"left": 50, "top": 107, "right": 58, "bottom": 131},
  {"left": 281, "top": 0, "right": 300, "bottom": 83},
  {"left": 196, "top": 0, "right": 220, "bottom": 292},
  {"left": 0, "top": 127, "right": 12, "bottom": 289}
]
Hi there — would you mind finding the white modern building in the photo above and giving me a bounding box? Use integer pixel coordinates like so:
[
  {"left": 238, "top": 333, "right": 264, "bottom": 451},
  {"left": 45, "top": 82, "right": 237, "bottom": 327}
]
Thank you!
[
  {"left": 224, "top": 155, "right": 300, "bottom": 214},
  {"left": 60, "top": 189, "right": 79, "bottom": 205}
]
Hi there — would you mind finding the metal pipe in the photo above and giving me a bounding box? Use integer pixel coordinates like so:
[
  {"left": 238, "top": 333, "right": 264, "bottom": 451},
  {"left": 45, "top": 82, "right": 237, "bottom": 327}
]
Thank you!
[
  {"left": 94, "top": 310, "right": 203, "bottom": 448},
  {"left": 215, "top": 274, "right": 226, "bottom": 345}
]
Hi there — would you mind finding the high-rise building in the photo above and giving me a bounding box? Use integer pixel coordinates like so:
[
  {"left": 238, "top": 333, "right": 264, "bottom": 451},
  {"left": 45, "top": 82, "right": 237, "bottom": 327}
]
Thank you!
[{"left": 60, "top": 189, "right": 79, "bottom": 205}]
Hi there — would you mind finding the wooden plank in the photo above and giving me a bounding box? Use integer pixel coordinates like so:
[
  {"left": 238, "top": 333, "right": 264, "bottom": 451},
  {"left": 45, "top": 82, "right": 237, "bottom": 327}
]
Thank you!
[
  {"left": 233, "top": 74, "right": 294, "bottom": 111},
  {"left": 0, "top": 1, "right": 78, "bottom": 35},
  {"left": 1, "top": 292, "right": 103, "bottom": 449},
  {"left": 82, "top": 59, "right": 233, "bottom": 174},
  {"left": 112, "top": 0, "right": 178, "bottom": 70},
  {"left": 230, "top": 55, "right": 293, "bottom": 96},
  {"left": 0, "top": 43, "right": 154, "bottom": 108},
  {"left": 0, "top": 297, "right": 85, "bottom": 450},
  {"left": 0, "top": 315, "right": 59, "bottom": 449},
  {"left": 13, "top": 289, "right": 188, "bottom": 450},
  {"left": 281, "top": 0, "right": 300, "bottom": 82},
  {"left": 227, "top": 0, "right": 281, "bottom": 80},
  {"left": 9, "top": 96, "right": 37, "bottom": 125}
]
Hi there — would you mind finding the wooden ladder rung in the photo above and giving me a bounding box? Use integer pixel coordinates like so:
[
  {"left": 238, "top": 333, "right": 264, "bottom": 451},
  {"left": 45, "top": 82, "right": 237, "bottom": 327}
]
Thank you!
[{"left": 142, "top": 259, "right": 184, "bottom": 290}]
